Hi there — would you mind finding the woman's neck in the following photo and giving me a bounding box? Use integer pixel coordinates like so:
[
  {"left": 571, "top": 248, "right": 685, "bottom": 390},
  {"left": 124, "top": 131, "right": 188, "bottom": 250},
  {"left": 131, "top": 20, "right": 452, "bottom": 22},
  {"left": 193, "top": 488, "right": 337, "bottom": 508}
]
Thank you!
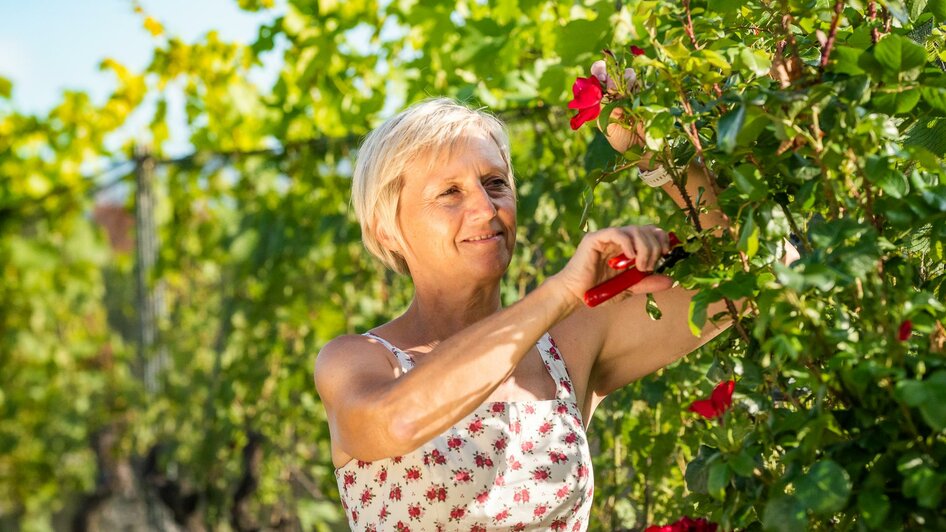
[{"left": 394, "top": 283, "right": 504, "bottom": 348}]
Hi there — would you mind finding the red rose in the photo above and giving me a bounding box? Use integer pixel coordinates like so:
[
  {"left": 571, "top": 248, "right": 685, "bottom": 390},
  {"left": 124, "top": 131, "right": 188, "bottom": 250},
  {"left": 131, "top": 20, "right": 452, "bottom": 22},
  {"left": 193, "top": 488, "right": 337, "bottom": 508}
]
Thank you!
[
  {"left": 645, "top": 516, "right": 718, "bottom": 532},
  {"left": 567, "top": 76, "right": 604, "bottom": 130},
  {"left": 631, "top": 45, "right": 646, "bottom": 56},
  {"left": 689, "top": 380, "right": 735, "bottom": 420},
  {"left": 899, "top": 320, "right": 912, "bottom": 341}
]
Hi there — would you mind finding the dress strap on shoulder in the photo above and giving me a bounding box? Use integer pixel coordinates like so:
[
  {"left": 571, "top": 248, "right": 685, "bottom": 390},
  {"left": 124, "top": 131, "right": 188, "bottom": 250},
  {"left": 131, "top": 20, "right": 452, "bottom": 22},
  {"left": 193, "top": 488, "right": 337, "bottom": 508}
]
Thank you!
[
  {"left": 537, "top": 332, "right": 578, "bottom": 402},
  {"left": 363, "top": 332, "right": 415, "bottom": 372}
]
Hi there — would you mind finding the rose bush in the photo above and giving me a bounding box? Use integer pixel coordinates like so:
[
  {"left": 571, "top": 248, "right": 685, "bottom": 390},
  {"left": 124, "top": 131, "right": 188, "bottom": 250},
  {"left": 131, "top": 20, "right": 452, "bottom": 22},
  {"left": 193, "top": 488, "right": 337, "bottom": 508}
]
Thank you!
[{"left": 574, "top": 0, "right": 946, "bottom": 530}]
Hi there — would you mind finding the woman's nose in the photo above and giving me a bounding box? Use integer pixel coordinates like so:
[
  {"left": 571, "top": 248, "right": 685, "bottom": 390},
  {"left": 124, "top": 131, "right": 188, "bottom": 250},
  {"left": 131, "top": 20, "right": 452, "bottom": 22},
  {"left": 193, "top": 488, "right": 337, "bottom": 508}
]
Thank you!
[{"left": 467, "top": 184, "right": 498, "bottom": 221}]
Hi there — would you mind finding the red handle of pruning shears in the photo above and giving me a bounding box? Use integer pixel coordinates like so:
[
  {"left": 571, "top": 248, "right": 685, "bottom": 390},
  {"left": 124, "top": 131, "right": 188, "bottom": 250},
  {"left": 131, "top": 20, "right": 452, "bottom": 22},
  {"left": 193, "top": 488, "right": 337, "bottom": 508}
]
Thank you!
[{"left": 583, "top": 232, "right": 682, "bottom": 308}]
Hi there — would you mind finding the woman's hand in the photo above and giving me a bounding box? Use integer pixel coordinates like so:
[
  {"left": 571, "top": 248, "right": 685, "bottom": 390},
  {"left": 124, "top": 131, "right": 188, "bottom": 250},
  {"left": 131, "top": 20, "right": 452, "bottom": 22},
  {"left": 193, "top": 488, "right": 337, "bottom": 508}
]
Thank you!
[{"left": 551, "top": 225, "right": 675, "bottom": 305}]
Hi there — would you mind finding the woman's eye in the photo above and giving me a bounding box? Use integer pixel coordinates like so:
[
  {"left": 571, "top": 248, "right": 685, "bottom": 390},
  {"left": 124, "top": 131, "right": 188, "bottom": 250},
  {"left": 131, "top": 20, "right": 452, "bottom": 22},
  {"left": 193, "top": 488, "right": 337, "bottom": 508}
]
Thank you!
[
  {"left": 440, "top": 187, "right": 459, "bottom": 197},
  {"left": 489, "top": 177, "right": 508, "bottom": 187}
]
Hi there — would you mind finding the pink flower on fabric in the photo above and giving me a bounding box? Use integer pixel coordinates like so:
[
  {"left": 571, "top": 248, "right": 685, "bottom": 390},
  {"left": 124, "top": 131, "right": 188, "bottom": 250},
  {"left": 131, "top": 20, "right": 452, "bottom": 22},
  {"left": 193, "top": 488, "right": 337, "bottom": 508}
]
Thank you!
[
  {"left": 407, "top": 504, "right": 422, "bottom": 520},
  {"left": 567, "top": 76, "right": 604, "bottom": 130},
  {"left": 468, "top": 418, "right": 484, "bottom": 434},
  {"left": 513, "top": 487, "right": 531, "bottom": 503}
]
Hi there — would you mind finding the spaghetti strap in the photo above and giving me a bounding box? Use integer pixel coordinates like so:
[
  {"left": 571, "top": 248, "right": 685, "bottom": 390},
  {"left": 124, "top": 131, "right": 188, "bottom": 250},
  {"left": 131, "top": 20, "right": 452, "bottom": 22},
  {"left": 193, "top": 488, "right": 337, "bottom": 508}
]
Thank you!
[
  {"left": 537, "top": 332, "right": 578, "bottom": 402},
  {"left": 362, "top": 332, "right": 415, "bottom": 372}
]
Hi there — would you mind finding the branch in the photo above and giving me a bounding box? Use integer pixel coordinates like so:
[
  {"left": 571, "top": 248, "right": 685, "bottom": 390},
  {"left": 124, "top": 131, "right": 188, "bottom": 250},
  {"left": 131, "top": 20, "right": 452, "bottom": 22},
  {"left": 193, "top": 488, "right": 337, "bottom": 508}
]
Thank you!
[
  {"left": 682, "top": 0, "right": 701, "bottom": 49},
  {"left": 868, "top": 0, "right": 880, "bottom": 44},
  {"left": 819, "top": 0, "right": 846, "bottom": 73}
]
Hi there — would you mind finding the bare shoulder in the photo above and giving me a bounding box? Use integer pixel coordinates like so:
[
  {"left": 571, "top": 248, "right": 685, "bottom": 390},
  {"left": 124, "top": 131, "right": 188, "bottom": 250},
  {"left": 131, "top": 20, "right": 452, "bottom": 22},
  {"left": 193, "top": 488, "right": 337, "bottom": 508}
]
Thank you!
[{"left": 313, "top": 334, "right": 401, "bottom": 407}]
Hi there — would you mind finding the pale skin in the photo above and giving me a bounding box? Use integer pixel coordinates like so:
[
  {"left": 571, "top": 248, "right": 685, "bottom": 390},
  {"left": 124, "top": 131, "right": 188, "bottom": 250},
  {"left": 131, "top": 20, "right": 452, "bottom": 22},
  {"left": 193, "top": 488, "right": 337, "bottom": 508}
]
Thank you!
[{"left": 315, "top": 130, "right": 800, "bottom": 469}]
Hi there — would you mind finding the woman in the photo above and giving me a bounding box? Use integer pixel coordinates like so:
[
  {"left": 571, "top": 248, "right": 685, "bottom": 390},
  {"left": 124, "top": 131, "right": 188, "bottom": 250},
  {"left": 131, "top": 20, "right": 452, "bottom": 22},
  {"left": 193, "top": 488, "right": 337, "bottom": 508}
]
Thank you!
[{"left": 315, "top": 98, "right": 794, "bottom": 531}]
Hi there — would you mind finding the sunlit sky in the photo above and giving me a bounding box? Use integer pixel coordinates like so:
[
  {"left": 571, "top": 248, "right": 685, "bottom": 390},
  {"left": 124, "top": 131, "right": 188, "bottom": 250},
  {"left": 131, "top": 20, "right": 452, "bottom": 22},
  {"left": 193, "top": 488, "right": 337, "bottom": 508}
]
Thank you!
[{"left": 0, "top": 0, "right": 277, "bottom": 113}]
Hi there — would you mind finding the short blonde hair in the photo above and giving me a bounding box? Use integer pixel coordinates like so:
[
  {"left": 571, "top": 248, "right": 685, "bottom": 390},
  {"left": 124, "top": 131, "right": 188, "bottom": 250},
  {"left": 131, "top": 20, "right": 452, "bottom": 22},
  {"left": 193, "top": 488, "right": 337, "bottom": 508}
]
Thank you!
[{"left": 352, "top": 98, "right": 515, "bottom": 275}]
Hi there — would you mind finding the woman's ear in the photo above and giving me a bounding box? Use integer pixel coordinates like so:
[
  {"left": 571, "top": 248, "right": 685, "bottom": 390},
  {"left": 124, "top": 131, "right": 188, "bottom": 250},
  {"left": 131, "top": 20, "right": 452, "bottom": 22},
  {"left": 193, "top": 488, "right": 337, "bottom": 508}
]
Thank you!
[{"left": 376, "top": 226, "right": 402, "bottom": 256}]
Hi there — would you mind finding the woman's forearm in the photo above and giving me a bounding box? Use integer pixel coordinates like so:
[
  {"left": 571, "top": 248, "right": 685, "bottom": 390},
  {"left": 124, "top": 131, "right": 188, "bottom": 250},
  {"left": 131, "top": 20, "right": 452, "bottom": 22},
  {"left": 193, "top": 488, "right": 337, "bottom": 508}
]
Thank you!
[{"left": 382, "top": 278, "right": 578, "bottom": 454}]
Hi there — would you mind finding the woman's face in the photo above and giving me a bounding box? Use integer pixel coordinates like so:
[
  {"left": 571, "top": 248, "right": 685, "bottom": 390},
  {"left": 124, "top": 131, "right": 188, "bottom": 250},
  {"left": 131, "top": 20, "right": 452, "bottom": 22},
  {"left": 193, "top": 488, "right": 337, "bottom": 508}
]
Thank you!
[{"left": 394, "top": 132, "right": 517, "bottom": 284}]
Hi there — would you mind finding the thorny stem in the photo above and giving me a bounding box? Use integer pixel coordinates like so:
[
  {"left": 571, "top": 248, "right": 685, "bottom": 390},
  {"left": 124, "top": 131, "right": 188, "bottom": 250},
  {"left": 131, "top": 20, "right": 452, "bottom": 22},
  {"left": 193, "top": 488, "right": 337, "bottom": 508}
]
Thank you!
[
  {"left": 868, "top": 1, "right": 880, "bottom": 44},
  {"left": 675, "top": 89, "right": 723, "bottom": 199},
  {"left": 658, "top": 149, "right": 754, "bottom": 344},
  {"left": 659, "top": 149, "right": 704, "bottom": 233},
  {"left": 780, "top": 12, "right": 803, "bottom": 70},
  {"left": 846, "top": 149, "right": 885, "bottom": 232},
  {"left": 682, "top": 0, "right": 701, "bottom": 50},
  {"left": 726, "top": 298, "right": 752, "bottom": 344},
  {"left": 777, "top": 201, "right": 814, "bottom": 255},
  {"left": 819, "top": 0, "right": 846, "bottom": 73}
]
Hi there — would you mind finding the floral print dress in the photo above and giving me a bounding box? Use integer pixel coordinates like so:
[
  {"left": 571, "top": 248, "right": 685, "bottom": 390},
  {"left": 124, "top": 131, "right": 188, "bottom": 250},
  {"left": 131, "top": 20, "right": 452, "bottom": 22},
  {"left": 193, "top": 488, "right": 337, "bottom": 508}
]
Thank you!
[{"left": 334, "top": 332, "right": 594, "bottom": 531}]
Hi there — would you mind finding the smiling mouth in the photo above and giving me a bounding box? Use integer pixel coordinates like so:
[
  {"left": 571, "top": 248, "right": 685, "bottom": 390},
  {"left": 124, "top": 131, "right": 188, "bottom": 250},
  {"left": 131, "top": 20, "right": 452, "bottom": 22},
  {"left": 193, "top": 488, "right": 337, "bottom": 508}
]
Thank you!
[{"left": 463, "top": 232, "right": 502, "bottom": 242}]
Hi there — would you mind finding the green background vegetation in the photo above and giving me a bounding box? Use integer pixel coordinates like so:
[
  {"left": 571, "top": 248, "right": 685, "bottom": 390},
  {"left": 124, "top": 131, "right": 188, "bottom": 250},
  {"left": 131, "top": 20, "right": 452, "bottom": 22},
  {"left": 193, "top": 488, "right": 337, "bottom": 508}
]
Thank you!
[{"left": 2, "top": 0, "right": 946, "bottom": 530}]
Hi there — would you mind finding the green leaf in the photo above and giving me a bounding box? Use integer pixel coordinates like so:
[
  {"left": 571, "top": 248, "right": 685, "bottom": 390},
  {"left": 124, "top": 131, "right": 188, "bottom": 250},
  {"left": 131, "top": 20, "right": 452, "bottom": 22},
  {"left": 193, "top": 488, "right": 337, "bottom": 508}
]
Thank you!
[
  {"left": 731, "top": 163, "right": 768, "bottom": 201},
  {"left": 556, "top": 17, "right": 610, "bottom": 63},
  {"left": 707, "top": 461, "right": 730, "bottom": 500},
  {"left": 874, "top": 34, "right": 927, "bottom": 73},
  {"left": 688, "top": 292, "right": 711, "bottom": 337},
  {"left": 919, "top": 371, "right": 946, "bottom": 431},
  {"left": 645, "top": 293, "right": 663, "bottom": 320},
  {"left": 717, "top": 104, "right": 746, "bottom": 154},
  {"left": 707, "top": 0, "right": 741, "bottom": 14},
  {"left": 644, "top": 111, "right": 675, "bottom": 151},
  {"left": 910, "top": 0, "right": 930, "bottom": 19},
  {"left": 931, "top": 0, "right": 946, "bottom": 21},
  {"left": 865, "top": 157, "right": 909, "bottom": 198},
  {"left": 728, "top": 448, "right": 757, "bottom": 476},
  {"left": 738, "top": 210, "right": 760, "bottom": 259},
  {"left": 584, "top": 130, "right": 621, "bottom": 173},
  {"left": 872, "top": 88, "right": 921, "bottom": 115},
  {"left": 685, "top": 446, "right": 717, "bottom": 493},
  {"left": 763, "top": 495, "right": 807, "bottom": 532},
  {"left": 898, "top": 454, "right": 945, "bottom": 508},
  {"left": 896, "top": 371, "right": 946, "bottom": 430},
  {"left": 737, "top": 47, "right": 772, "bottom": 76},
  {"left": 885, "top": 0, "right": 912, "bottom": 23},
  {"left": 858, "top": 490, "right": 891, "bottom": 529},
  {"left": 831, "top": 46, "right": 866, "bottom": 75},
  {"left": 794, "top": 460, "right": 852, "bottom": 514},
  {"left": 920, "top": 85, "right": 946, "bottom": 112}
]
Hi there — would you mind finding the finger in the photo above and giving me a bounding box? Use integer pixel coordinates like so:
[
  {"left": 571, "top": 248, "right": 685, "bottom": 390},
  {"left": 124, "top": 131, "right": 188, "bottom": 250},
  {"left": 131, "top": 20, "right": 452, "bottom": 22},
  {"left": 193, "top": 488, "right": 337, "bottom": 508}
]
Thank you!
[
  {"left": 606, "top": 228, "right": 637, "bottom": 263},
  {"left": 627, "top": 227, "right": 658, "bottom": 271},
  {"left": 627, "top": 274, "right": 674, "bottom": 295},
  {"left": 655, "top": 227, "right": 671, "bottom": 255},
  {"left": 644, "top": 230, "right": 662, "bottom": 271}
]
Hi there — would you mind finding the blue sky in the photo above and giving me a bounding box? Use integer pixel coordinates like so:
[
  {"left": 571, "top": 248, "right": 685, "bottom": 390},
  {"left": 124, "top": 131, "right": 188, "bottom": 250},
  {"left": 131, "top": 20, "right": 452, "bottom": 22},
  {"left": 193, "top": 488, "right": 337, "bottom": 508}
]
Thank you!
[{"left": 0, "top": 0, "right": 278, "bottom": 114}]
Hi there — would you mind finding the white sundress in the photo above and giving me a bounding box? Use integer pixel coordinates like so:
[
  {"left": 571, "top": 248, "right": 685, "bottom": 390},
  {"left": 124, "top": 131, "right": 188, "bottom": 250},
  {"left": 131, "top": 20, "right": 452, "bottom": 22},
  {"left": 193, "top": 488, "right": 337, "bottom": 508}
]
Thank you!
[{"left": 333, "top": 332, "right": 594, "bottom": 531}]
